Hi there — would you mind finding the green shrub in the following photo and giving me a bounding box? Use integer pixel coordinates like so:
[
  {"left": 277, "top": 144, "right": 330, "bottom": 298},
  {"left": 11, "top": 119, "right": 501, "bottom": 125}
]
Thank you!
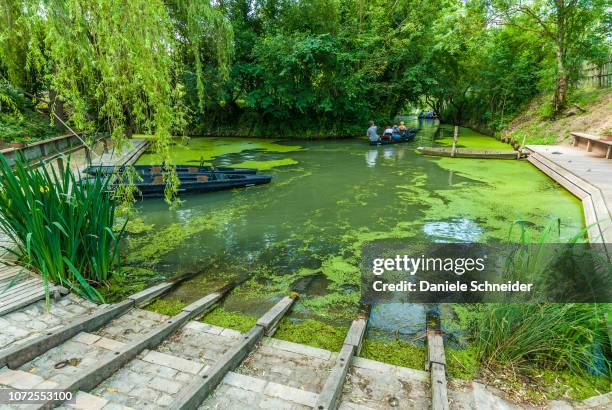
[
  {"left": 473, "top": 303, "right": 609, "bottom": 375},
  {"left": 0, "top": 155, "right": 125, "bottom": 302}
]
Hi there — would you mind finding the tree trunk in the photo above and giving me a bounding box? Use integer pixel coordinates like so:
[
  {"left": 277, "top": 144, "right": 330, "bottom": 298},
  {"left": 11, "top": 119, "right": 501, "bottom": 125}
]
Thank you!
[
  {"left": 553, "top": 0, "right": 567, "bottom": 113},
  {"left": 48, "top": 88, "right": 67, "bottom": 123},
  {"left": 553, "top": 45, "right": 568, "bottom": 113}
]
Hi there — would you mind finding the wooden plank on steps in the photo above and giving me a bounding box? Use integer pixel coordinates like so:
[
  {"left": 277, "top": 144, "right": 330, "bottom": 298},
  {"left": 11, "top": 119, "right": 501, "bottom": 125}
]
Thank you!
[
  {"left": 0, "top": 279, "right": 41, "bottom": 299},
  {"left": 427, "top": 330, "right": 449, "bottom": 410},
  {"left": 0, "top": 284, "right": 46, "bottom": 308},
  {"left": 0, "top": 289, "right": 47, "bottom": 316}
]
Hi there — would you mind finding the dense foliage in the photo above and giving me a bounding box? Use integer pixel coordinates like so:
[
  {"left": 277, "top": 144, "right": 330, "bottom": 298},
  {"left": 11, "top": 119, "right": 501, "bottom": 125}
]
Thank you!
[
  {"left": 195, "top": 0, "right": 610, "bottom": 135},
  {"left": 0, "top": 156, "right": 123, "bottom": 302},
  {"left": 0, "top": 0, "right": 609, "bottom": 136}
]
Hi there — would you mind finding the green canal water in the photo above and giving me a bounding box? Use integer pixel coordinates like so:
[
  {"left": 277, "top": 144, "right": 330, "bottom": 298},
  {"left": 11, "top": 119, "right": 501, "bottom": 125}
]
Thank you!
[{"left": 127, "top": 120, "right": 583, "bottom": 345}]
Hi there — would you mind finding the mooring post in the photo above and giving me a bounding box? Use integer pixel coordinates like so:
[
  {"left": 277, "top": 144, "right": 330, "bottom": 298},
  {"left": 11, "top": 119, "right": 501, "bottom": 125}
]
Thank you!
[
  {"left": 451, "top": 126, "right": 458, "bottom": 158},
  {"left": 518, "top": 134, "right": 527, "bottom": 159},
  {"left": 84, "top": 144, "right": 92, "bottom": 166}
]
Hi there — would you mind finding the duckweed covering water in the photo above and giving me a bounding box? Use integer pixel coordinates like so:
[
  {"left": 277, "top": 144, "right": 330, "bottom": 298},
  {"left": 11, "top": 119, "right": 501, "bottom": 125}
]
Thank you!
[
  {"left": 137, "top": 136, "right": 302, "bottom": 165},
  {"left": 435, "top": 125, "right": 511, "bottom": 150},
  {"left": 128, "top": 119, "right": 586, "bottom": 375},
  {"left": 274, "top": 318, "right": 349, "bottom": 351}
]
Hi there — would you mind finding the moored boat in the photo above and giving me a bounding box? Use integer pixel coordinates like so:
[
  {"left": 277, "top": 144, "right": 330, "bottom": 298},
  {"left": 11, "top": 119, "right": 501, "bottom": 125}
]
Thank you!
[
  {"left": 113, "top": 172, "right": 272, "bottom": 198},
  {"left": 83, "top": 164, "right": 258, "bottom": 176}
]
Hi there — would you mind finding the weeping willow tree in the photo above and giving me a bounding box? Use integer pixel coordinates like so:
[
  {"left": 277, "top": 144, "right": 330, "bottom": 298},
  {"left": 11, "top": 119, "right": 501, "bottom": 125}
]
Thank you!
[{"left": 0, "top": 0, "right": 233, "bottom": 203}]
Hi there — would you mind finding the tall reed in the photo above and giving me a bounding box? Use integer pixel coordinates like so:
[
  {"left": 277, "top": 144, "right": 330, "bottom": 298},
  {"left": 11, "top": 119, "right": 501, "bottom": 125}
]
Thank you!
[
  {"left": 0, "top": 154, "right": 125, "bottom": 302},
  {"left": 469, "top": 219, "right": 610, "bottom": 376},
  {"left": 474, "top": 303, "right": 609, "bottom": 375}
]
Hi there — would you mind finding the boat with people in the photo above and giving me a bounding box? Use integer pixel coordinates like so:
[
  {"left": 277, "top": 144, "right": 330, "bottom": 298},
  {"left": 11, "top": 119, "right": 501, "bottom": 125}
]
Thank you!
[
  {"left": 83, "top": 164, "right": 258, "bottom": 176},
  {"left": 369, "top": 128, "right": 418, "bottom": 146},
  {"left": 418, "top": 111, "right": 438, "bottom": 119},
  {"left": 103, "top": 171, "right": 272, "bottom": 197}
]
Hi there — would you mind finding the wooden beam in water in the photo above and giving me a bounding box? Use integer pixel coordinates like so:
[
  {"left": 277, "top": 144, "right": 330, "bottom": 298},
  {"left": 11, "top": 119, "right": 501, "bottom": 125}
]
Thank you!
[
  {"left": 314, "top": 317, "right": 368, "bottom": 410},
  {"left": 418, "top": 146, "right": 518, "bottom": 159}
]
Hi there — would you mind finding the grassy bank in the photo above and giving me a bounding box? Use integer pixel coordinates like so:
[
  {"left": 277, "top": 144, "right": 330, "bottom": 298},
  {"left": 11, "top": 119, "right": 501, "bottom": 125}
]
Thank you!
[
  {"left": 450, "top": 303, "right": 611, "bottom": 402},
  {"left": 501, "top": 88, "right": 611, "bottom": 145}
]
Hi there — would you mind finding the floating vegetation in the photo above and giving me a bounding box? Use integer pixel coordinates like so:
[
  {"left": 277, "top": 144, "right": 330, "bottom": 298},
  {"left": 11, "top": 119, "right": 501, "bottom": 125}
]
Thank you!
[
  {"left": 229, "top": 158, "right": 299, "bottom": 170},
  {"left": 435, "top": 126, "right": 510, "bottom": 150},
  {"left": 136, "top": 136, "right": 303, "bottom": 164},
  {"left": 100, "top": 267, "right": 168, "bottom": 304}
]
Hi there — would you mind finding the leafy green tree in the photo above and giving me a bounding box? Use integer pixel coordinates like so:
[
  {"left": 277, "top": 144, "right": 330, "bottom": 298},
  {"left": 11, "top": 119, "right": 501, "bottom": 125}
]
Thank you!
[
  {"left": 493, "top": 0, "right": 609, "bottom": 113},
  {"left": 0, "top": 0, "right": 233, "bottom": 202}
]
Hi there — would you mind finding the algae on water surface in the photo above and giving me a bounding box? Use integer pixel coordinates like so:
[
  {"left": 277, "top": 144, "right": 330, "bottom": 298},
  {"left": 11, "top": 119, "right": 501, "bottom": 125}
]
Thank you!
[{"left": 127, "top": 124, "right": 584, "bottom": 368}]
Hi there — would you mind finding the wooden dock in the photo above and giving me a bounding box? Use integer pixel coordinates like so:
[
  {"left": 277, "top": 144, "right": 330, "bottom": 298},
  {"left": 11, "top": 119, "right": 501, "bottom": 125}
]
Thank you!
[
  {"left": 87, "top": 138, "right": 149, "bottom": 169},
  {"left": 525, "top": 144, "right": 612, "bottom": 257},
  {"left": 417, "top": 146, "right": 519, "bottom": 159}
]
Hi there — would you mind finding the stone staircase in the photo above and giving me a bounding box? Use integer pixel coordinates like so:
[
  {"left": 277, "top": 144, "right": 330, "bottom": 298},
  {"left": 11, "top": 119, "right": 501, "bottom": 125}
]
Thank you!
[{"left": 0, "top": 281, "right": 609, "bottom": 409}]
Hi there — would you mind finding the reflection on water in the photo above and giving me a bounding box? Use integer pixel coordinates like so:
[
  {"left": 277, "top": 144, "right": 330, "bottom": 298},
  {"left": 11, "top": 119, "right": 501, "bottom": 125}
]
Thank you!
[
  {"left": 423, "top": 219, "right": 483, "bottom": 242},
  {"left": 365, "top": 150, "right": 378, "bottom": 167},
  {"left": 131, "top": 117, "right": 583, "bottom": 340}
]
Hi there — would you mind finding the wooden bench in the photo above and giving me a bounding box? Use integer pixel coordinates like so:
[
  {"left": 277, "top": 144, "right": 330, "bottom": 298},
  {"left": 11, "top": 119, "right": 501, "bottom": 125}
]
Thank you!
[{"left": 571, "top": 132, "right": 612, "bottom": 159}]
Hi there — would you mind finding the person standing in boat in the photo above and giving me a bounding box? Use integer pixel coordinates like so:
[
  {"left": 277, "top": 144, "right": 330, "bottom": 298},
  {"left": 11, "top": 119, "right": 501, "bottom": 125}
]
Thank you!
[{"left": 367, "top": 121, "right": 379, "bottom": 143}]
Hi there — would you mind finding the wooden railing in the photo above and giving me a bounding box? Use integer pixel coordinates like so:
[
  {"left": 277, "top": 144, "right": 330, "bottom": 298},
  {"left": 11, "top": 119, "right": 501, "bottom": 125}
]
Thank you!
[{"left": 0, "top": 133, "right": 107, "bottom": 167}]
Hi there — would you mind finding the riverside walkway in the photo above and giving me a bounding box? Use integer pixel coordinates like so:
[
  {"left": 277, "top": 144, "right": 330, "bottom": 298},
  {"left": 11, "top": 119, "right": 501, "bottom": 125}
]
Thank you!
[{"left": 525, "top": 143, "right": 612, "bottom": 257}]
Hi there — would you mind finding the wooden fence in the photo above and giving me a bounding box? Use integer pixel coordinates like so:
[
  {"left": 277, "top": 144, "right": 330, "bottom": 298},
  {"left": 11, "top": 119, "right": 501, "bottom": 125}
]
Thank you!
[{"left": 581, "top": 56, "right": 612, "bottom": 88}]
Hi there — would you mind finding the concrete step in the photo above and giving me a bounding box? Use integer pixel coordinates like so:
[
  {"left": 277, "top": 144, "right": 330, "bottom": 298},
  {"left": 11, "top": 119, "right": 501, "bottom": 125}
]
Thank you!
[
  {"left": 0, "top": 368, "right": 134, "bottom": 410},
  {"left": 90, "top": 319, "right": 244, "bottom": 408},
  {"left": 0, "top": 294, "right": 99, "bottom": 351},
  {"left": 201, "top": 371, "right": 319, "bottom": 409},
  {"left": 0, "top": 285, "right": 434, "bottom": 409},
  {"left": 236, "top": 336, "right": 337, "bottom": 394}
]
